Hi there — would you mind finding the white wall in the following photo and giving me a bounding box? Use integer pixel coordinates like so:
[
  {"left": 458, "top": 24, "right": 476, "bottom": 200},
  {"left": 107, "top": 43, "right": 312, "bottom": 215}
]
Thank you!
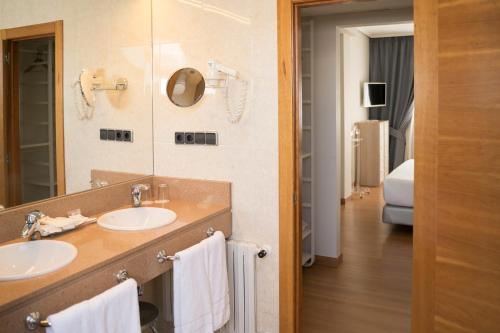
[
  {"left": 151, "top": 1, "right": 279, "bottom": 332},
  {"left": 0, "top": 0, "right": 154, "bottom": 194},
  {"left": 341, "top": 28, "right": 370, "bottom": 199},
  {"left": 310, "top": 7, "right": 413, "bottom": 259},
  {"left": 312, "top": 19, "right": 342, "bottom": 258}
]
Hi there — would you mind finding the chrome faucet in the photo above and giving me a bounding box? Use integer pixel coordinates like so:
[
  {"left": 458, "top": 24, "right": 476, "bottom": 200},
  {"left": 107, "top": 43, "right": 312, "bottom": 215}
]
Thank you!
[
  {"left": 22, "top": 210, "right": 44, "bottom": 240},
  {"left": 131, "top": 184, "right": 150, "bottom": 207}
]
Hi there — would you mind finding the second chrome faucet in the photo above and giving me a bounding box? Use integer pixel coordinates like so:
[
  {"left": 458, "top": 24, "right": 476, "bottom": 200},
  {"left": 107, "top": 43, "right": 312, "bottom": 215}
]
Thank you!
[{"left": 131, "top": 184, "right": 150, "bottom": 207}]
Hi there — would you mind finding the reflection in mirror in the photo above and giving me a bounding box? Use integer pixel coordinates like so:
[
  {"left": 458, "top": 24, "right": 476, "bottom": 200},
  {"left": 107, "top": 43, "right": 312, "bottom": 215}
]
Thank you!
[
  {"left": 0, "top": 1, "right": 154, "bottom": 210},
  {"left": 1, "top": 27, "right": 62, "bottom": 208},
  {"left": 167, "top": 68, "right": 205, "bottom": 107}
]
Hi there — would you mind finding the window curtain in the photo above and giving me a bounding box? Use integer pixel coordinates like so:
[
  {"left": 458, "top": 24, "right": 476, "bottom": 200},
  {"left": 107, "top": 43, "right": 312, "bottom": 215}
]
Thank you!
[
  {"left": 405, "top": 105, "right": 415, "bottom": 160},
  {"left": 369, "top": 36, "right": 414, "bottom": 171}
]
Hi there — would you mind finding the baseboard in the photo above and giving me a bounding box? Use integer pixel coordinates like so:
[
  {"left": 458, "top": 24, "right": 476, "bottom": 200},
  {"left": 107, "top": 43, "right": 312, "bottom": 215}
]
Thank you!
[
  {"left": 315, "top": 254, "right": 343, "bottom": 268},
  {"left": 341, "top": 195, "right": 351, "bottom": 205}
]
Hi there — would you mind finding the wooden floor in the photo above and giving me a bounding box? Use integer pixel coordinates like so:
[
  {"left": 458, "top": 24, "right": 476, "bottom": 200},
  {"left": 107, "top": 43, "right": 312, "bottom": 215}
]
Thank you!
[{"left": 302, "top": 187, "right": 413, "bottom": 333}]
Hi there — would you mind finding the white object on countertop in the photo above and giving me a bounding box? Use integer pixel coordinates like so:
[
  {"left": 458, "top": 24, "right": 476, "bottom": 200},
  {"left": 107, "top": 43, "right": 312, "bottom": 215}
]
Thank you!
[
  {"left": 38, "top": 214, "right": 97, "bottom": 236},
  {"left": 47, "top": 278, "right": 141, "bottom": 333},
  {"left": 173, "top": 241, "right": 213, "bottom": 333},
  {"left": 205, "top": 231, "right": 230, "bottom": 330}
]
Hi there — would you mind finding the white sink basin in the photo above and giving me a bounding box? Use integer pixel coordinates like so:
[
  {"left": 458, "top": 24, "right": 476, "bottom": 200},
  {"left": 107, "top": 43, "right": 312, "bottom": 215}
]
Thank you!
[
  {"left": 0, "top": 240, "right": 77, "bottom": 281},
  {"left": 97, "top": 207, "right": 177, "bottom": 231}
]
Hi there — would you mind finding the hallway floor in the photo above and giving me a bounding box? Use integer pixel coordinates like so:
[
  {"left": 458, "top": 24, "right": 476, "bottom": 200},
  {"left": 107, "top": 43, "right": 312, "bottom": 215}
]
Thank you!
[{"left": 302, "top": 186, "right": 413, "bottom": 333}]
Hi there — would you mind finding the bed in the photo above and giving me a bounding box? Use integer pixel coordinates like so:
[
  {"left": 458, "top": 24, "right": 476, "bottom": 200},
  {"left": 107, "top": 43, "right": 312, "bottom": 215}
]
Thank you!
[{"left": 382, "top": 159, "right": 414, "bottom": 226}]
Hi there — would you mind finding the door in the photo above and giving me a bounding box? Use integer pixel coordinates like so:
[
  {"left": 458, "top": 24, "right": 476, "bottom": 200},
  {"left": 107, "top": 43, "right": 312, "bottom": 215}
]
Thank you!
[
  {"left": 0, "top": 21, "right": 64, "bottom": 208},
  {"left": 413, "top": 0, "right": 500, "bottom": 331}
]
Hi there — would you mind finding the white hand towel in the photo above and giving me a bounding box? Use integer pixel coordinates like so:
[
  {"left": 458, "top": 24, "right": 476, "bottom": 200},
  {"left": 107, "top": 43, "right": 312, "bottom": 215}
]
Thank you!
[
  {"left": 46, "top": 300, "right": 93, "bottom": 333},
  {"left": 47, "top": 279, "right": 141, "bottom": 333},
  {"left": 204, "top": 231, "right": 230, "bottom": 330},
  {"left": 174, "top": 241, "right": 213, "bottom": 333},
  {"left": 39, "top": 214, "right": 97, "bottom": 236}
]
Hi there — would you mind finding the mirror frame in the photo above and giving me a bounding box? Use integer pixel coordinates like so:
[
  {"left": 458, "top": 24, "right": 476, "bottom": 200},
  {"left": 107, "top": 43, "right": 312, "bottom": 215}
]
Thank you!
[
  {"left": 166, "top": 67, "right": 206, "bottom": 108},
  {"left": 0, "top": 21, "right": 65, "bottom": 208}
]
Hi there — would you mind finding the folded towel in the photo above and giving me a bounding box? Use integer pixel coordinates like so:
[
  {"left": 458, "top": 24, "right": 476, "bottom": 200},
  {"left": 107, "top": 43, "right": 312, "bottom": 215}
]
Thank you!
[
  {"left": 47, "top": 279, "right": 141, "bottom": 333},
  {"left": 39, "top": 214, "right": 97, "bottom": 236},
  {"left": 174, "top": 241, "right": 213, "bottom": 333},
  {"left": 204, "top": 231, "right": 230, "bottom": 330}
]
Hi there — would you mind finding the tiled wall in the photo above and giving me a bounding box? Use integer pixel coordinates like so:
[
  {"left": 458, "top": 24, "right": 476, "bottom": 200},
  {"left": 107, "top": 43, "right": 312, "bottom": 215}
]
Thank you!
[
  {"left": 152, "top": 1, "right": 279, "bottom": 331},
  {"left": 0, "top": 0, "right": 154, "bottom": 194},
  {"left": 1, "top": 1, "right": 279, "bottom": 330}
]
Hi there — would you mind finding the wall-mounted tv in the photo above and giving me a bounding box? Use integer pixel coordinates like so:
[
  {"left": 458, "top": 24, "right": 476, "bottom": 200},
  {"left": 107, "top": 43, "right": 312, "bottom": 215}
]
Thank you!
[{"left": 363, "top": 82, "right": 386, "bottom": 107}]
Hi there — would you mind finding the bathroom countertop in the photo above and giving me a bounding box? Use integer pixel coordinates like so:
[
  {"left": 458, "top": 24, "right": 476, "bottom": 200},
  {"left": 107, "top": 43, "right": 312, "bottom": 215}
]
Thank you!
[{"left": 0, "top": 200, "right": 231, "bottom": 314}]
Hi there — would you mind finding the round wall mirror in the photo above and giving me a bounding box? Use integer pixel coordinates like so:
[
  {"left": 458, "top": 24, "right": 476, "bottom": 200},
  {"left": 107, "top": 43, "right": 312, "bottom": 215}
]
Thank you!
[{"left": 166, "top": 68, "right": 205, "bottom": 107}]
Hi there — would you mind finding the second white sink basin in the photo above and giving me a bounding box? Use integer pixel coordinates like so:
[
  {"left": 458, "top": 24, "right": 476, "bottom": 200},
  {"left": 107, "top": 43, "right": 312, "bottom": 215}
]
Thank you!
[
  {"left": 97, "top": 207, "right": 177, "bottom": 231},
  {"left": 0, "top": 240, "right": 77, "bottom": 281}
]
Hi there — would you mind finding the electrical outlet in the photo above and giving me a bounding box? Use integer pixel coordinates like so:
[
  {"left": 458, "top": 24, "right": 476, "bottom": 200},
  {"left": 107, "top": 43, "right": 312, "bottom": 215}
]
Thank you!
[
  {"left": 100, "top": 129, "right": 133, "bottom": 142},
  {"left": 185, "top": 132, "right": 195, "bottom": 144},
  {"left": 115, "top": 130, "right": 124, "bottom": 141},
  {"left": 123, "top": 130, "right": 133, "bottom": 142},
  {"left": 175, "top": 132, "right": 185, "bottom": 144},
  {"left": 174, "top": 131, "right": 217, "bottom": 145}
]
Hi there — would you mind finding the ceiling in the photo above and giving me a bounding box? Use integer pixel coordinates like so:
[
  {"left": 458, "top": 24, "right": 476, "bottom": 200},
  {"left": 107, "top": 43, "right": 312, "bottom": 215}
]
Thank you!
[
  {"left": 356, "top": 23, "right": 414, "bottom": 37},
  {"left": 301, "top": 0, "right": 413, "bottom": 16}
]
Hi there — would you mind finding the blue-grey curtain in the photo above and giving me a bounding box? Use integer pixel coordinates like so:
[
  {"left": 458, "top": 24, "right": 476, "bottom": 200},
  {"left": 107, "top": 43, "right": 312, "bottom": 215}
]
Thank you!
[{"left": 369, "top": 36, "right": 414, "bottom": 171}]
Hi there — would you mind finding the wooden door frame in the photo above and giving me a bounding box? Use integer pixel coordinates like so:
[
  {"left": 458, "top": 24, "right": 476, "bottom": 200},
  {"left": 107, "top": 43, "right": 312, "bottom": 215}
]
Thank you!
[
  {"left": 0, "top": 21, "right": 65, "bottom": 204},
  {"left": 278, "top": 1, "right": 351, "bottom": 332},
  {"left": 0, "top": 40, "right": 8, "bottom": 206},
  {"left": 278, "top": 1, "right": 423, "bottom": 332}
]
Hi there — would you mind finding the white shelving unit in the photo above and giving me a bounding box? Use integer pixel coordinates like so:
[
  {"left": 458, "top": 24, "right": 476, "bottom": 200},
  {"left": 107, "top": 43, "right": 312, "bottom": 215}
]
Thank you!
[{"left": 301, "top": 20, "right": 315, "bottom": 267}]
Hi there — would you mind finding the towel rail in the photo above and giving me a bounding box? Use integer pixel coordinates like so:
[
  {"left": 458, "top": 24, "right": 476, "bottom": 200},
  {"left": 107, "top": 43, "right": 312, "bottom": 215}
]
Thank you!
[
  {"left": 157, "top": 227, "right": 269, "bottom": 262},
  {"left": 25, "top": 312, "right": 51, "bottom": 330},
  {"left": 23, "top": 227, "right": 232, "bottom": 330}
]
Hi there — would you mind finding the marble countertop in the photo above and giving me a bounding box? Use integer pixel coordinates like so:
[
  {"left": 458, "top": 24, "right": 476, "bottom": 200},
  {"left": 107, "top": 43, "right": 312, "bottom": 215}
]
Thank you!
[{"left": 0, "top": 200, "right": 230, "bottom": 313}]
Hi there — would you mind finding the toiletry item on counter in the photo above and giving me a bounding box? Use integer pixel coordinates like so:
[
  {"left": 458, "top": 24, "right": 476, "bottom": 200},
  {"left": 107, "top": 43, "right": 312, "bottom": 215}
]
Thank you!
[
  {"left": 141, "top": 184, "right": 153, "bottom": 205},
  {"left": 156, "top": 183, "right": 170, "bottom": 204},
  {"left": 38, "top": 214, "right": 97, "bottom": 236},
  {"left": 47, "top": 278, "right": 141, "bottom": 333}
]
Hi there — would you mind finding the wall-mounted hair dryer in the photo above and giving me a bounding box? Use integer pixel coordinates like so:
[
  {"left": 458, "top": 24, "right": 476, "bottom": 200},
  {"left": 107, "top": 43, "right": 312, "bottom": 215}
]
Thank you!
[
  {"left": 205, "top": 60, "right": 248, "bottom": 123},
  {"left": 206, "top": 59, "right": 239, "bottom": 88},
  {"left": 74, "top": 69, "right": 128, "bottom": 119}
]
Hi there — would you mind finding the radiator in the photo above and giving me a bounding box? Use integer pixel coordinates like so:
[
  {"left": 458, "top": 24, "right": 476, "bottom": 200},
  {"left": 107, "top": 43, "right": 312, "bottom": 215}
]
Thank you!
[
  {"left": 165, "top": 239, "right": 264, "bottom": 333},
  {"left": 221, "top": 240, "right": 259, "bottom": 333}
]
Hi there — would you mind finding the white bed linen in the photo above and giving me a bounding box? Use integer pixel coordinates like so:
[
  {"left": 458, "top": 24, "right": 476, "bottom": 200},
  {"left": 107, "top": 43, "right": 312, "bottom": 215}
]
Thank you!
[{"left": 383, "top": 159, "right": 414, "bottom": 207}]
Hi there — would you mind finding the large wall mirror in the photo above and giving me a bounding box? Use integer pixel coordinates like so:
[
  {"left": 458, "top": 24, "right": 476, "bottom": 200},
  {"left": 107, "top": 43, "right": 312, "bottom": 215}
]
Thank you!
[{"left": 0, "top": 1, "right": 154, "bottom": 210}]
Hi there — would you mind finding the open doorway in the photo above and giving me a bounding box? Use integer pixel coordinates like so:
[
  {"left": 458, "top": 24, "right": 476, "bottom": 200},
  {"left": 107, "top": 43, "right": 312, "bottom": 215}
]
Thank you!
[
  {"left": 299, "top": 3, "right": 415, "bottom": 331},
  {"left": 279, "top": 0, "right": 500, "bottom": 332},
  {"left": 1, "top": 21, "right": 64, "bottom": 209}
]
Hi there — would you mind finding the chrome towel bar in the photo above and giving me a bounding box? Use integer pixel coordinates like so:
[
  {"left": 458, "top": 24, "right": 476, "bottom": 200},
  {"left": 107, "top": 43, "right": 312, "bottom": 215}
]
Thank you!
[
  {"left": 23, "top": 226, "right": 230, "bottom": 330},
  {"left": 25, "top": 312, "right": 51, "bottom": 330},
  {"left": 156, "top": 227, "right": 268, "bottom": 262}
]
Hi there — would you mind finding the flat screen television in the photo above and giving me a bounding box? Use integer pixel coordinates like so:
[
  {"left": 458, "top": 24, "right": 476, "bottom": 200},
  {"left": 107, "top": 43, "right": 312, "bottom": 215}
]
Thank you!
[{"left": 363, "top": 82, "right": 386, "bottom": 107}]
